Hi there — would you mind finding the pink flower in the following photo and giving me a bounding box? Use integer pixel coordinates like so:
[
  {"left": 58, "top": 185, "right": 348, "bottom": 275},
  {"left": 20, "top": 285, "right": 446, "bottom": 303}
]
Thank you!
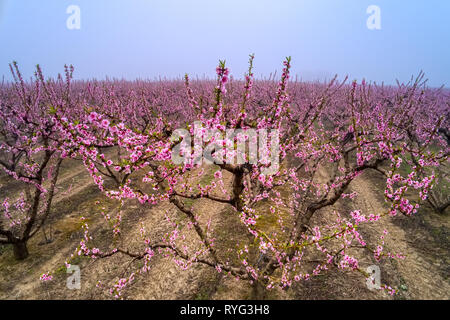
[
  {"left": 214, "top": 170, "right": 222, "bottom": 179},
  {"left": 109, "top": 126, "right": 118, "bottom": 134},
  {"left": 40, "top": 272, "right": 53, "bottom": 282},
  {"left": 101, "top": 119, "right": 110, "bottom": 129},
  {"left": 88, "top": 112, "right": 98, "bottom": 123}
]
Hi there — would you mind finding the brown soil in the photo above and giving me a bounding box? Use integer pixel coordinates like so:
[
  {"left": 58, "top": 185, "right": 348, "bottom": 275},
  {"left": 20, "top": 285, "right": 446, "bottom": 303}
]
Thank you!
[{"left": 0, "top": 160, "right": 448, "bottom": 300}]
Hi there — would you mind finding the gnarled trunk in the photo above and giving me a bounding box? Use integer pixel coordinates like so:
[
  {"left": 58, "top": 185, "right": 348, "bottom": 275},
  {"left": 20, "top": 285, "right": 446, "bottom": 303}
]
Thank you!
[
  {"left": 251, "top": 280, "right": 268, "bottom": 300},
  {"left": 232, "top": 170, "right": 244, "bottom": 211},
  {"left": 13, "top": 241, "right": 29, "bottom": 260}
]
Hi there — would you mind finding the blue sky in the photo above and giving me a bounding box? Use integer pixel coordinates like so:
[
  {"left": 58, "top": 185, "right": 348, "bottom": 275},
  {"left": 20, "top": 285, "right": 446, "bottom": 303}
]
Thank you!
[{"left": 0, "top": 0, "right": 449, "bottom": 86}]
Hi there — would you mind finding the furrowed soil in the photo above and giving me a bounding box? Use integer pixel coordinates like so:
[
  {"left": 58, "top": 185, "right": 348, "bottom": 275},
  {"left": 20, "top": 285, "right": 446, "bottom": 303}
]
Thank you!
[{"left": 0, "top": 158, "right": 448, "bottom": 300}]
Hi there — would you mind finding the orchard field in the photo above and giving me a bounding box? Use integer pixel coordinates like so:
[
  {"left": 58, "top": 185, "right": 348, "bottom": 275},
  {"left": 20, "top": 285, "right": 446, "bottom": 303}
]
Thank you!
[{"left": 0, "top": 58, "right": 449, "bottom": 300}]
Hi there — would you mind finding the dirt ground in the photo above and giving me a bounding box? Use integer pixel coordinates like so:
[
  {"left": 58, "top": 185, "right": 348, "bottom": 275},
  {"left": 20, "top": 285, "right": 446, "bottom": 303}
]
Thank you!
[{"left": 0, "top": 158, "right": 448, "bottom": 300}]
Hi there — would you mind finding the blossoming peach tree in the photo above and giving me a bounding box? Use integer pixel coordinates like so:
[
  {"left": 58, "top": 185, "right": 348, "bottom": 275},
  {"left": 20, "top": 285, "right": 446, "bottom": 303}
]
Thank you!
[
  {"left": 28, "top": 56, "right": 448, "bottom": 298},
  {"left": 0, "top": 63, "right": 79, "bottom": 259}
]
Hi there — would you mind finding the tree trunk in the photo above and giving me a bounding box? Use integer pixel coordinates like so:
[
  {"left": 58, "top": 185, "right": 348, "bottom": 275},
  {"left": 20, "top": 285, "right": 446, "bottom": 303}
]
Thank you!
[
  {"left": 251, "top": 280, "right": 268, "bottom": 300},
  {"left": 13, "top": 241, "right": 29, "bottom": 260},
  {"left": 232, "top": 170, "right": 244, "bottom": 211}
]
